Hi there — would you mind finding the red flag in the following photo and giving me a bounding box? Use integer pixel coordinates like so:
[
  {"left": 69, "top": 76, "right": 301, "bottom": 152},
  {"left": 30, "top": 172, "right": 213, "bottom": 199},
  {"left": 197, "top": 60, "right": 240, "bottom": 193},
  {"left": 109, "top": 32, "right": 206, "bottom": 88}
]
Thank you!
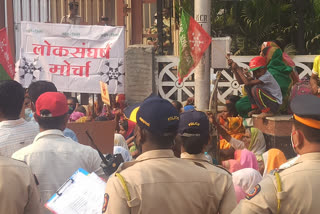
[
  {"left": 178, "top": 10, "right": 211, "bottom": 83},
  {"left": 0, "top": 28, "right": 15, "bottom": 80}
]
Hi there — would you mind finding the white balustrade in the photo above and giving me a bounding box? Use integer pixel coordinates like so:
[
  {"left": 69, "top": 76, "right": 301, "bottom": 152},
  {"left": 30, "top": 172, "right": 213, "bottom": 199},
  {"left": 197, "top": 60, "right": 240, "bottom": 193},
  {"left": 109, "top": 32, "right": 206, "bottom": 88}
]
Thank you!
[{"left": 156, "top": 55, "right": 317, "bottom": 104}]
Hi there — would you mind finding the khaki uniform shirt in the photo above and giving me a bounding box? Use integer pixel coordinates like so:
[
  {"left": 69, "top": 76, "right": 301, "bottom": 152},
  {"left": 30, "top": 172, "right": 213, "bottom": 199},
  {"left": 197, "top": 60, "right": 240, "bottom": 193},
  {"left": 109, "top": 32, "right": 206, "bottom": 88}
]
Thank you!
[
  {"left": 180, "top": 152, "right": 237, "bottom": 213},
  {"left": 0, "top": 156, "right": 41, "bottom": 214},
  {"left": 104, "top": 149, "right": 236, "bottom": 214},
  {"left": 232, "top": 152, "right": 320, "bottom": 214}
]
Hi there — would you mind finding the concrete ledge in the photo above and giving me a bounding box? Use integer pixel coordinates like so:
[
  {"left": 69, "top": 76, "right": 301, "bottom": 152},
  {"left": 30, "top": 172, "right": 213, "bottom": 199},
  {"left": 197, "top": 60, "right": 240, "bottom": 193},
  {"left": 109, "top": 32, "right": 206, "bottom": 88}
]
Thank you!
[
  {"left": 252, "top": 115, "right": 295, "bottom": 159},
  {"left": 252, "top": 114, "right": 293, "bottom": 137}
]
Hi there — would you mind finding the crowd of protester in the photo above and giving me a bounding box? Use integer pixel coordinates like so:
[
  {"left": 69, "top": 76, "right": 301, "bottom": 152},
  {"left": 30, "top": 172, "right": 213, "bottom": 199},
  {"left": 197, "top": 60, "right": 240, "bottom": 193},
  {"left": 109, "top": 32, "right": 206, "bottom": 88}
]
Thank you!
[
  {"left": 1, "top": 39, "right": 320, "bottom": 214},
  {"left": 0, "top": 78, "right": 301, "bottom": 213}
]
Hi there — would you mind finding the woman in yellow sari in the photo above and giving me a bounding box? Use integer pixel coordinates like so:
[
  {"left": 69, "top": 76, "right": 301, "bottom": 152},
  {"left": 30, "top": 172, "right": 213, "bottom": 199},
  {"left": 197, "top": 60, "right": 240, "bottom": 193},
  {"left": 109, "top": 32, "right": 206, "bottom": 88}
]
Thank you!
[{"left": 219, "top": 116, "right": 245, "bottom": 150}]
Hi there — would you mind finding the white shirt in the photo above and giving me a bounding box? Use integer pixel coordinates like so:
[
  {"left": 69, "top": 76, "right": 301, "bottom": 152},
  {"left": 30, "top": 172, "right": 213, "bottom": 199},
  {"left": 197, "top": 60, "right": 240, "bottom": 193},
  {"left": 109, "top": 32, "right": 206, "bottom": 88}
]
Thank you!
[
  {"left": 0, "top": 118, "right": 39, "bottom": 157},
  {"left": 12, "top": 129, "right": 104, "bottom": 214}
]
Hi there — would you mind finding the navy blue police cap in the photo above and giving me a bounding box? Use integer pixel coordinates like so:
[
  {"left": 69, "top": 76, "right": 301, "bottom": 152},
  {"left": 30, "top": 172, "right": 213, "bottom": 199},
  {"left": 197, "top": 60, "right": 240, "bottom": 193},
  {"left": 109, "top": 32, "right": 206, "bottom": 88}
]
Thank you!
[
  {"left": 136, "top": 96, "right": 179, "bottom": 136},
  {"left": 290, "top": 95, "right": 320, "bottom": 129},
  {"left": 178, "top": 110, "right": 209, "bottom": 138}
]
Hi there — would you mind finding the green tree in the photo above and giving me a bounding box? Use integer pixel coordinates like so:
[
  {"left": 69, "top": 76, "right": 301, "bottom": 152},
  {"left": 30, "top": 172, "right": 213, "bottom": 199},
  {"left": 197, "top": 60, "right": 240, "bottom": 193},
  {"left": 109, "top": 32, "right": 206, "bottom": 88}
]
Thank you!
[
  {"left": 304, "top": 0, "right": 320, "bottom": 54},
  {"left": 176, "top": 0, "right": 320, "bottom": 55}
]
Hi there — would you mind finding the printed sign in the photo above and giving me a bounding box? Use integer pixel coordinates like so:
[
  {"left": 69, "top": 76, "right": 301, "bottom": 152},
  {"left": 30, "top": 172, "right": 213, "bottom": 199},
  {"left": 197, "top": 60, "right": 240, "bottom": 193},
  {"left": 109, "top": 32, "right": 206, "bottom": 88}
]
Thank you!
[
  {"left": 100, "top": 81, "right": 110, "bottom": 105},
  {"left": 15, "top": 21, "right": 125, "bottom": 94}
]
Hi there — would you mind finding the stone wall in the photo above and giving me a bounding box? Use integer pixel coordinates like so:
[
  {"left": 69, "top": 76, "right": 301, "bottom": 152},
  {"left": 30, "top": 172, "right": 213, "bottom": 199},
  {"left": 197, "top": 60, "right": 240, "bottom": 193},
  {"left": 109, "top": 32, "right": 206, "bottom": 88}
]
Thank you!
[{"left": 125, "top": 45, "right": 157, "bottom": 105}]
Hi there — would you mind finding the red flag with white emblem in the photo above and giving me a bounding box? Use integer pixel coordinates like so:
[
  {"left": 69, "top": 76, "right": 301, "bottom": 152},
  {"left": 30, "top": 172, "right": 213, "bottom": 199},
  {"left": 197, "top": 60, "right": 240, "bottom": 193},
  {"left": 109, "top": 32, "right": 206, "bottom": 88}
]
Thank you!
[
  {"left": 0, "top": 28, "right": 15, "bottom": 80},
  {"left": 178, "top": 10, "right": 211, "bottom": 83}
]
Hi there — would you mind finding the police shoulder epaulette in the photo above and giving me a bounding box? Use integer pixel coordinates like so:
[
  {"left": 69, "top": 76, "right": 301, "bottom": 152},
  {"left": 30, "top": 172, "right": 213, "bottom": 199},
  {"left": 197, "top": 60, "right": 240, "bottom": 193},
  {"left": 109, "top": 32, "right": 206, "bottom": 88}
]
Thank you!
[
  {"left": 115, "top": 161, "right": 138, "bottom": 173},
  {"left": 270, "top": 168, "right": 283, "bottom": 213},
  {"left": 215, "top": 164, "right": 232, "bottom": 176},
  {"left": 269, "top": 168, "right": 283, "bottom": 175},
  {"left": 115, "top": 173, "right": 131, "bottom": 201}
]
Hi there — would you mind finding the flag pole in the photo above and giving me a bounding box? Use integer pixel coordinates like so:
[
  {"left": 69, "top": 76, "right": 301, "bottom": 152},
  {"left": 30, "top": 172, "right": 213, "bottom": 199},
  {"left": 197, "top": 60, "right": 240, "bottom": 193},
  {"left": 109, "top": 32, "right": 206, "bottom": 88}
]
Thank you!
[{"left": 194, "top": 0, "right": 211, "bottom": 111}]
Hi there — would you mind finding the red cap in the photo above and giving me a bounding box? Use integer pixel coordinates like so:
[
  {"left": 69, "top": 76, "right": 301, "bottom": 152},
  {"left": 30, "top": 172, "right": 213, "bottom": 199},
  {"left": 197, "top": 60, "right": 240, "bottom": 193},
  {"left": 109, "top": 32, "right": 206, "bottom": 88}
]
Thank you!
[
  {"left": 249, "top": 56, "right": 267, "bottom": 71},
  {"left": 36, "top": 92, "right": 68, "bottom": 117}
]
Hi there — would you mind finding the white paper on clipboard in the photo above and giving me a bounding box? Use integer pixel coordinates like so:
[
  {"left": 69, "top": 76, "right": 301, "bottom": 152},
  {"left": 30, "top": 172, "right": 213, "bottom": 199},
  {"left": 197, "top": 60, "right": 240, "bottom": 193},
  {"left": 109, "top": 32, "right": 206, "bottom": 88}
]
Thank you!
[{"left": 45, "top": 168, "right": 106, "bottom": 214}]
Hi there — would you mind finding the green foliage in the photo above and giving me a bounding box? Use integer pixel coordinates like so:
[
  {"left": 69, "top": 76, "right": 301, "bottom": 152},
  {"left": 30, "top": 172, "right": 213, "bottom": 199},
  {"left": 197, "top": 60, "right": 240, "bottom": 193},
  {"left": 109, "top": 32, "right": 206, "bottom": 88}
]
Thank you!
[
  {"left": 304, "top": 0, "right": 320, "bottom": 54},
  {"left": 175, "top": 0, "right": 194, "bottom": 21},
  {"left": 177, "top": 0, "right": 320, "bottom": 55},
  {"left": 211, "top": 0, "right": 296, "bottom": 55}
]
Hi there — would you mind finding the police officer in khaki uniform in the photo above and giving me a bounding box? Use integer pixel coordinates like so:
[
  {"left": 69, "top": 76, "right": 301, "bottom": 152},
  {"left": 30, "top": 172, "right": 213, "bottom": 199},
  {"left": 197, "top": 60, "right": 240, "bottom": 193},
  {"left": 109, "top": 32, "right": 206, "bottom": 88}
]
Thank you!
[
  {"left": 177, "top": 110, "right": 237, "bottom": 213},
  {"left": 103, "top": 96, "right": 234, "bottom": 214},
  {"left": 232, "top": 94, "right": 320, "bottom": 214},
  {"left": 0, "top": 156, "right": 41, "bottom": 214}
]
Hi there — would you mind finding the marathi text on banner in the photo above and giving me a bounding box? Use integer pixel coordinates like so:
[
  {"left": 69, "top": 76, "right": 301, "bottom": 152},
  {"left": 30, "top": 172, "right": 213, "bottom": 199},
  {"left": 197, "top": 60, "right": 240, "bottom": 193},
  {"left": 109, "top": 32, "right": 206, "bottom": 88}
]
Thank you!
[
  {"left": 15, "top": 21, "right": 125, "bottom": 94},
  {"left": 32, "top": 41, "right": 112, "bottom": 59}
]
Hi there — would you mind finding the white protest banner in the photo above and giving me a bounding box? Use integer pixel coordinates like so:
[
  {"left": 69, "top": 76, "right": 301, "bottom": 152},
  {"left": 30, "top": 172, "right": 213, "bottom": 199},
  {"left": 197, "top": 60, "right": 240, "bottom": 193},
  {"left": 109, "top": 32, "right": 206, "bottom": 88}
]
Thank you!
[{"left": 15, "top": 21, "right": 125, "bottom": 94}]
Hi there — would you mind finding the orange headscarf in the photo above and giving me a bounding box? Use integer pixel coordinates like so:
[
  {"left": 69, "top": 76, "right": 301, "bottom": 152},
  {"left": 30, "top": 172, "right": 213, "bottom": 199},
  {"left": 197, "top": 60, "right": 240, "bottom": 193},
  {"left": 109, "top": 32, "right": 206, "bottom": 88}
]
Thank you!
[
  {"left": 227, "top": 117, "right": 245, "bottom": 138},
  {"left": 263, "top": 148, "right": 287, "bottom": 176},
  {"left": 219, "top": 117, "right": 245, "bottom": 149}
]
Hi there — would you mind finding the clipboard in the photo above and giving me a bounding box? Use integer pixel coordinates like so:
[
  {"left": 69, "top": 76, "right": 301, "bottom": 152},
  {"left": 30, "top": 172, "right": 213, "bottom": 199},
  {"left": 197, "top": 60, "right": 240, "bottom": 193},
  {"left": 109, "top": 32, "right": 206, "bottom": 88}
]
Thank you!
[{"left": 45, "top": 168, "right": 106, "bottom": 214}]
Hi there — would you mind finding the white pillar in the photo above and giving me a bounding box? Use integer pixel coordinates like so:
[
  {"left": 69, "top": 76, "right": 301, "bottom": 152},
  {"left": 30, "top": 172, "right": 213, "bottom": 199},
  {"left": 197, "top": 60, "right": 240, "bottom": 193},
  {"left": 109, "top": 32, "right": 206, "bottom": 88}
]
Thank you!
[{"left": 194, "top": 0, "right": 211, "bottom": 110}]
